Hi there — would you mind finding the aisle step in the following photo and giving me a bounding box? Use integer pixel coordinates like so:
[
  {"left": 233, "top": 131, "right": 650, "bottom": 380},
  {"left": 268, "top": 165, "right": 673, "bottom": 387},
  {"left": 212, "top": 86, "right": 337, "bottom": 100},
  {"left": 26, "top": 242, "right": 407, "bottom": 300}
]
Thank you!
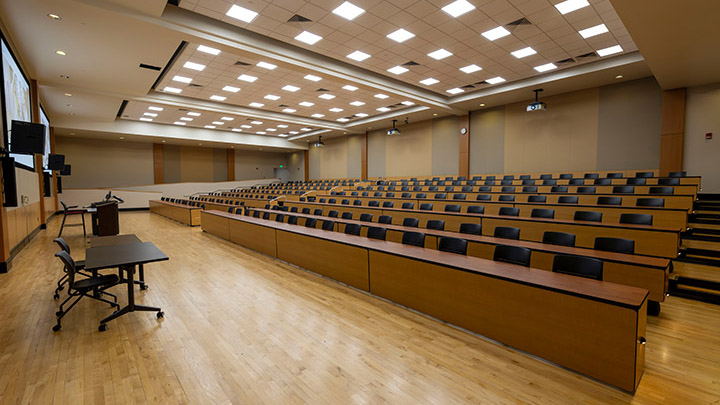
[
  {"left": 677, "top": 248, "right": 720, "bottom": 267},
  {"left": 669, "top": 277, "right": 720, "bottom": 306}
]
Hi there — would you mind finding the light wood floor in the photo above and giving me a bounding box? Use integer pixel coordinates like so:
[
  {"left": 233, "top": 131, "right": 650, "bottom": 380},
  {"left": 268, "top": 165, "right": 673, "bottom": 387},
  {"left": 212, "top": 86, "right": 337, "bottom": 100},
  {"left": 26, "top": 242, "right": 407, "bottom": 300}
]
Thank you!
[{"left": 1, "top": 212, "right": 719, "bottom": 404}]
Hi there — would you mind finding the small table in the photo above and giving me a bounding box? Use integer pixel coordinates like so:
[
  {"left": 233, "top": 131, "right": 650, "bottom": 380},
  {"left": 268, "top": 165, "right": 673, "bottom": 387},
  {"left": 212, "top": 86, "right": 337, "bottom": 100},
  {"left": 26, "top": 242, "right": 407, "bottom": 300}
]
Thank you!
[
  {"left": 89, "top": 234, "right": 148, "bottom": 289},
  {"left": 85, "top": 242, "right": 169, "bottom": 330}
]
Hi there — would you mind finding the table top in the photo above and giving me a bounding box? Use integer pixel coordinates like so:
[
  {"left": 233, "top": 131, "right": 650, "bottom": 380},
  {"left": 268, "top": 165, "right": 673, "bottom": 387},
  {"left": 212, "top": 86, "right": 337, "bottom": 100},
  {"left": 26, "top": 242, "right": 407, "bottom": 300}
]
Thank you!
[
  {"left": 85, "top": 242, "right": 168, "bottom": 270},
  {"left": 90, "top": 234, "right": 141, "bottom": 247}
]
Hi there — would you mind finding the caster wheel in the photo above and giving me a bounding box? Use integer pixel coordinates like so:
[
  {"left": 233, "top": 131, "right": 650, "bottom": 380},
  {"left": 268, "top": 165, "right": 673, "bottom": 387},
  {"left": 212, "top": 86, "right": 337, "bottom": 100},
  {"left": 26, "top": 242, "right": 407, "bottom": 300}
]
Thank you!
[
  {"left": 140, "top": 285, "right": 148, "bottom": 290},
  {"left": 98, "top": 324, "right": 107, "bottom": 332},
  {"left": 53, "top": 293, "right": 59, "bottom": 300},
  {"left": 56, "top": 311, "right": 63, "bottom": 317},
  {"left": 52, "top": 324, "right": 61, "bottom": 332},
  {"left": 156, "top": 311, "right": 164, "bottom": 319}
]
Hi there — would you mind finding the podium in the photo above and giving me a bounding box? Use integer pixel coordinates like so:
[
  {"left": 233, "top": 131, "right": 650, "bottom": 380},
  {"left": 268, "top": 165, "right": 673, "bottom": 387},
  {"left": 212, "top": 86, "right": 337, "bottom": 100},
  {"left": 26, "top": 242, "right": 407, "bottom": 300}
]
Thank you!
[{"left": 91, "top": 201, "right": 119, "bottom": 236}]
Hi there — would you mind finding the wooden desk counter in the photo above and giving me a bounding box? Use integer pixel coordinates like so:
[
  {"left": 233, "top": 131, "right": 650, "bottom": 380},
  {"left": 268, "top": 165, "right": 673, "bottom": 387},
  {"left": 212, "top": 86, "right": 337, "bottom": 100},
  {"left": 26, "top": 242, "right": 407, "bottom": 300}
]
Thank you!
[
  {"left": 149, "top": 200, "right": 201, "bottom": 226},
  {"left": 366, "top": 183, "right": 696, "bottom": 196},
  {"left": 201, "top": 210, "right": 647, "bottom": 392}
]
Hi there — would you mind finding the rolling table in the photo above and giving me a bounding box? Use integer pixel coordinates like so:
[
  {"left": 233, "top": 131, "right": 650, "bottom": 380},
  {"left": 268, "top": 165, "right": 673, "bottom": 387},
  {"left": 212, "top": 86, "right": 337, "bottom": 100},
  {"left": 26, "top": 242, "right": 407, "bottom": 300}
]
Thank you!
[
  {"left": 90, "top": 234, "right": 149, "bottom": 289},
  {"left": 84, "top": 242, "right": 169, "bottom": 331}
]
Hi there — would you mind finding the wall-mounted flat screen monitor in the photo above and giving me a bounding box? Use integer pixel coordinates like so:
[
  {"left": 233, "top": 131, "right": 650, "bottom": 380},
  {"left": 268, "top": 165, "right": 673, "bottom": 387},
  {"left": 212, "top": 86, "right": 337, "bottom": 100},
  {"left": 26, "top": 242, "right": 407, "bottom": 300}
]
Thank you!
[
  {"left": 10, "top": 120, "right": 45, "bottom": 154},
  {"left": 48, "top": 153, "right": 65, "bottom": 170},
  {"left": 60, "top": 164, "right": 71, "bottom": 176}
]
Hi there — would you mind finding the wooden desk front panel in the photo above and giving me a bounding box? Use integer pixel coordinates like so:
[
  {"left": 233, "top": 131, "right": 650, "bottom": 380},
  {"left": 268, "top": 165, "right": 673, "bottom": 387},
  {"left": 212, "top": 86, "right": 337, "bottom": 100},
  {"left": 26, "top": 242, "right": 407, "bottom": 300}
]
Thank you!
[
  {"left": 541, "top": 194, "right": 693, "bottom": 212},
  {"left": 200, "top": 211, "right": 230, "bottom": 240},
  {"left": 368, "top": 251, "right": 644, "bottom": 392},
  {"left": 514, "top": 204, "right": 687, "bottom": 229},
  {"left": 229, "top": 219, "right": 277, "bottom": 257},
  {"left": 276, "top": 230, "right": 370, "bottom": 291},
  {"left": 384, "top": 210, "right": 478, "bottom": 233},
  {"left": 482, "top": 218, "right": 678, "bottom": 258}
]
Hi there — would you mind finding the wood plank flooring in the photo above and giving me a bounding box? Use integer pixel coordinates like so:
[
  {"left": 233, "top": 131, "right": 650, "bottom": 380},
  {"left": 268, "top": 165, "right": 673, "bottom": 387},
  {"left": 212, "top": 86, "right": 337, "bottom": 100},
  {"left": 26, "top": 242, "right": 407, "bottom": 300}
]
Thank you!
[{"left": 0, "top": 211, "right": 719, "bottom": 404}]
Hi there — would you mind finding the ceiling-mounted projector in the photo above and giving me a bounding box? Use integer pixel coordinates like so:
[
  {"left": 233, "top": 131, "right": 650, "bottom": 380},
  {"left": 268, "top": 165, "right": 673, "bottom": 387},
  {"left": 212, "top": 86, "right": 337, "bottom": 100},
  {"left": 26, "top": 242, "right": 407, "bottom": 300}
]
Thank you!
[
  {"left": 387, "top": 119, "right": 400, "bottom": 135},
  {"left": 527, "top": 88, "right": 547, "bottom": 112},
  {"left": 313, "top": 136, "right": 325, "bottom": 147}
]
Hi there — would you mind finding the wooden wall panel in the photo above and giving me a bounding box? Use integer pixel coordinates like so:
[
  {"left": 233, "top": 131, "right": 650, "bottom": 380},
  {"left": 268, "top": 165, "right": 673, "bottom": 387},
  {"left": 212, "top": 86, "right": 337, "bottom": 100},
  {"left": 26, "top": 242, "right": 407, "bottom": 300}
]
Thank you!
[
  {"left": 304, "top": 150, "right": 309, "bottom": 182},
  {"left": 153, "top": 143, "right": 164, "bottom": 184},
  {"left": 361, "top": 132, "right": 368, "bottom": 180},
  {"left": 227, "top": 149, "right": 235, "bottom": 181},
  {"left": 659, "top": 89, "right": 686, "bottom": 176}
]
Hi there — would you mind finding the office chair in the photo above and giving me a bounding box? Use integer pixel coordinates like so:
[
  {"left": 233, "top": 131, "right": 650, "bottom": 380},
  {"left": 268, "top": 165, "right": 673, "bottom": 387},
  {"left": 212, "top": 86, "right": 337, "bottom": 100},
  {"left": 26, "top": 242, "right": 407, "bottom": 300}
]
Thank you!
[
  {"left": 531, "top": 208, "right": 555, "bottom": 219},
  {"left": 459, "top": 223, "right": 482, "bottom": 235},
  {"left": 574, "top": 211, "right": 602, "bottom": 222},
  {"left": 439, "top": 237, "right": 467, "bottom": 255},
  {"left": 542, "top": 231, "right": 576, "bottom": 247},
  {"left": 426, "top": 220, "right": 445, "bottom": 230},
  {"left": 52, "top": 251, "right": 120, "bottom": 332},
  {"left": 401, "top": 231, "right": 425, "bottom": 247},
  {"left": 493, "top": 245, "right": 531, "bottom": 267},
  {"left": 594, "top": 237, "right": 635, "bottom": 254},
  {"left": 52, "top": 237, "right": 90, "bottom": 299},
  {"left": 367, "top": 227, "right": 386, "bottom": 241},
  {"left": 344, "top": 223, "right": 361, "bottom": 236},
  {"left": 403, "top": 217, "right": 419, "bottom": 227},
  {"left": 58, "top": 201, "right": 87, "bottom": 238},
  {"left": 552, "top": 255, "right": 603, "bottom": 280},
  {"left": 494, "top": 226, "right": 520, "bottom": 240}
]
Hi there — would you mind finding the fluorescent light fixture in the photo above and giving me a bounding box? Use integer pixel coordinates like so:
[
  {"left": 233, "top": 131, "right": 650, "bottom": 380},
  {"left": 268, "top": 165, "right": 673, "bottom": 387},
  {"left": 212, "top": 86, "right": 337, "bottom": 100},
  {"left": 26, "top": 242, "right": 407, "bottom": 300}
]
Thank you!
[
  {"left": 183, "top": 61, "right": 205, "bottom": 71},
  {"left": 486, "top": 76, "right": 506, "bottom": 84},
  {"left": 376, "top": 107, "right": 391, "bottom": 112},
  {"left": 511, "top": 47, "right": 537, "bottom": 58},
  {"left": 332, "top": 2, "right": 365, "bottom": 20},
  {"left": 301, "top": 128, "right": 312, "bottom": 132},
  {"left": 329, "top": 108, "right": 344, "bottom": 112},
  {"left": 597, "top": 44, "right": 623, "bottom": 57},
  {"left": 256, "top": 131, "right": 266, "bottom": 135},
  {"left": 139, "top": 117, "right": 153, "bottom": 122},
  {"left": 304, "top": 74, "right": 322, "bottom": 81},
  {"left": 249, "top": 102, "right": 265, "bottom": 108},
  {"left": 428, "top": 49, "right": 453, "bottom": 60},
  {"left": 460, "top": 64, "right": 482, "bottom": 73},
  {"left": 534, "top": 63, "right": 557, "bottom": 72},
  {"left": 387, "top": 28, "right": 415, "bottom": 43},
  {"left": 222, "top": 85, "right": 240, "bottom": 92},
  {"left": 204, "top": 125, "right": 216, "bottom": 129},
  {"left": 311, "top": 113, "right": 325, "bottom": 118},
  {"left": 241, "top": 125, "right": 252, "bottom": 128},
  {"left": 226, "top": 4, "right": 258, "bottom": 23},
  {"left": 442, "top": 0, "right": 475, "bottom": 18},
  {"left": 289, "top": 131, "right": 299, "bottom": 134},
  {"left": 282, "top": 85, "right": 300, "bottom": 92},
  {"left": 420, "top": 78, "right": 439, "bottom": 85},
  {"left": 579, "top": 23, "right": 608, "bottom": 39},
  {"left": 554, "top": 0, "right": 589, "bottom": 15},
  {"left": 173, "top": 121, "right": 186, "bottom": 126},
  {"left": 172, "top": 75, "right": 192, "bottom": 83},
  {"left": 295, "top": 31, "right": 322, "bottom": 45},
  {"left": 278, "top": 134, "right": 289, "bottom": 137},
  {"left": 387, "top": 65, "right": 409, "bottom": 75},
  {"left": 143, "top": 112, "right": 158, "bottom": 117},
  {"left": 266, "top": 128, "right": 276, "bottom": 132},
  {"left": 299, "top": 101, "right": 314, "bottom": 107},
  {"left": 232, "top": 128, "right": 243, "bottom": 132},
  {"left": 197, "top": 45, "right": 221, "bottom": 55},
  {"left": 355, "top": 113, "right": 368, "bottom": 117},
  {"left": 212, "top": 121, "right": 224, "bottom": 125},
  {"left": 210, "top": 95, "right": 227, "bottom": 101},
  {"left": 148, "top": 106, "right": 163, "bottom": 111},
  {"left": 401, "top": 101, "right": 415, "bottom": 106},
  {"left": 187, "top": 112, "right": 201, "bottom": 116},
  {"left": 481, "top": 26, "right": 511, "bottom": 41},
  {"left": 282, "top": 108, "right": 297, "bottom": 113},
  {"left": 347, "top": 51, "right": 370, "bottom": 62},
  {"left": 257, "top": 61, "right": 277, "bottom": 70},
  {"left": 238, "top": 74, "right": 257, "bottom": 82},
  {"left": 374, "top": 94, "right": 389, "bottom": 99},
  {"left": 337, "top": 118, "right": 350, "bottom": 122},
  {"left": 251, "top": 121, "right": 263, "bottom": 125},
  {"left": 350, "top": 101, "right": 365, "bottom": 106},
  {"left": 277, "top": 124, "right": 288, "bottom": 128},
  {"left": 264, "top": 94, "right": 280, "bottom": 100},
  {"left": 446, "top": 88, "right": 464, "bottom": 94},
  {"left": 221, "top": 117, "right": 234, "bottom": 121},
  {"left": 342, "top": 85, "right": 359, "bottom": 91},
  {"left": 180, "top": 117, "right": 193, "bottom": 121},
  {"left": 319, "top": 94, "right": 336, "bottom": 100},
  {"left": 163, "top": 86, "right": 182, "bottom": 93}
]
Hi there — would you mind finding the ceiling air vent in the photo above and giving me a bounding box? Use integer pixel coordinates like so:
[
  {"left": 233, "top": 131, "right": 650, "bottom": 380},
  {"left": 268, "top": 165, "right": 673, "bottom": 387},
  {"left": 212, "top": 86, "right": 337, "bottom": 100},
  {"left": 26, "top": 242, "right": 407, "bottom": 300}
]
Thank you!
[
  {"left": 316, "top": 88, "right": 330, "bottom": 92},
  {"left": 506, "top": 18, "right": 532, "bottom": 26},
  {"left": 474, "top": 80, "right": 489, "bottom": 85},
  {"left": 402, "top": 61, "right": 420, "bottom": 66},
  {"left": 178, "top": 108, "right": 189, "bottom": 111},
  {"left": 288, "top": 14, "right": 312, "bottom": 23},
  {"left": 576, "top": 52, "right": 597, "bottom": 59},
  {"left": 139, "top": 63, "right": 161, "bottom": 71},
  {"left": 556, "top": 58, "right": 575, "bottom": 64},
  {"left": 278, "top": 104, "right": 290, "bottom": 107},
  {"left": 188, "top": 83, "right": 203, "bottom": 87},
  {"left": 234, "top": 61, "right": 251, "bottom": 66},
  {"left": 461, "top": 84, "right": 475, "bottom": 89}
]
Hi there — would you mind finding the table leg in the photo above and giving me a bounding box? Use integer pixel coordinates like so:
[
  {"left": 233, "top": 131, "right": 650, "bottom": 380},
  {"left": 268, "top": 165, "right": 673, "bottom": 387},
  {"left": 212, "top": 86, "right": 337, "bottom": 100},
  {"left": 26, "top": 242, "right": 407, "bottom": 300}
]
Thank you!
[
  {"left": 135, "top": 264, "right": 147, "bottom": 290},
  {"left": 99, "top": 265, "right": 163, "bottom": 328}
]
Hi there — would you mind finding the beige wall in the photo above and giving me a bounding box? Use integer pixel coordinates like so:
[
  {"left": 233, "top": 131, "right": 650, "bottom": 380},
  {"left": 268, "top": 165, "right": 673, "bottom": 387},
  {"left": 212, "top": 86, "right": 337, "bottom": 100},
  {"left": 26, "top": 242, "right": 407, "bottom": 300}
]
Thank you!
[
  {"left": 308, "top": 136, "right": 348, "bottom": 179},
  {"left": 684, "top": 82, "right": 720, "bottom": 192},
  {"left": 386, "top": 121, "right": 433, "bottom": 177},
  {"left": 469, "top": 106, "right": 505, "bottom": 174},
  {"left": 234, "top": 149, "right": 288, "bottom": 181},
  {"left": 287, "top": 151, "right": 305, "bottom": 181},
  {"left": 431, "top": 116, "right": 460, "bottom": 175},
  {"left": 346, "top": 134, "right": 362, "bottom": 178},
  {"left": 179, "top": 147, "right": 214, "bottom": 183}
]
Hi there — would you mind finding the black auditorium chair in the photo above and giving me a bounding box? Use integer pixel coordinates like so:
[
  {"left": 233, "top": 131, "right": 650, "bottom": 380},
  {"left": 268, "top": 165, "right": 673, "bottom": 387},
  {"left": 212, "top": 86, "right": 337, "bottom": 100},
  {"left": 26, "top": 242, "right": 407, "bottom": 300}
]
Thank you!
[
  {"left": 627, "top": 178, "right": 646, "bottom": 185},
  {"left": 302, "top": 208, "right": 311, "bottom": 214},
  {"left": 353, "top": 200, "right": 363, "bottom": 206},
  {"left": 344, "top": 223, "right": 361, "bottom": 236},
  {"left": 542, "top": 231, "right": 576, "bottom": 247},
  {"left": 438, "top": 237, "right": 467, "bottom": 255},
  {"left": 552, "top": 255, "right": 603, "bottom": 280},
  {"left": 569, "top": 179, "right": 585, "bottom": 186},
  {"left": 467, "top": 205, "right": 484, "bottom": 214},
  {"left": 597, "top": 196, "right": 622, "bottom": 205},
  {"left": 368, "top": 201, "right": 380, "bottom": 207},
  {"left": 459, "top": 223, "right": 482, "bottom": 235},
  {"left": 606, "top": 172, "right": 623, "bottom": 178},
  {"left": 478, "top": 186, "right": 492, "bottom": 192},
  {"left": 402, "top": 231, "right": 425, "bottom": 247},
  {"left": 636, "top": 198, "right": 664, "bottom": 207},
  {"left": 321, "top": 220, "right": 335, "bottom": 231},
  {"left": 649, "top": 187, "right": 674, "bottom": 195},
  {"left": 444, "top": 204, "right": 461, "bottom": 213},
  {"left": 328, "top": 210, "right": 339, "bottom": 218},
  {"left": 522, "top": 186, "right": 538, "bottom": 193},
  {"left": 262, "top": 212, "right": 270, "bottom": 220},
  {"left": 313, "top": 209, "right": 323, "bottom": 216},
  {"left": 290, "top": 207, "right": 298, "bottom": 213},
  {"left": 58, "top": 201, "right": 87, "bottom": 238},
  {"left": 594, "top": 178, "right": 612, "bottom": 185},
  {"left": 501, "top": 186, "right": 515, "bottom": 192},
  {"left": 574, "top": 211, "right": 602, "bottom": 222},
  {"left": 341, "top": 199, "right": 350, "bottom": 205},
  {"left": 403, "top": 218, "right": 419, "bottom": 228},
  {"left": 560, "top": 174, "right": 573, "bottom": 179},
  {"left": 499, "top": 195, "right": 515, "bottom": 202},
  {"left": 543, "top": 179, "right": 557, "bottom": 186},
  {"left": 402, "top": 202, "right": 415, "bottom": 209},
  {"left": 493, "top": 245, "right": 531, "bottom": 267},
  {"left": 577, "top": 186, "right": 596, "bottom": 194},
  {"left": 359, "top": 213, "right": 373, "bottom": 222},
  {"left": 401, "top": 192, "right": 412, "bottom": 198},
  {"left": 499, "top": 207, "right": 520, "bottom": 217},
  {"left": 594, "top": 237, "right": 635, "bottom": 254},
  {"left": 304, "top": 218, "right": 317, "bottom": 228},
  {"left": 558, "top": 196, "right": 578, "bottom": 204},
  {"left": 669, "top": 171, "right": 687, "bottom": 177},
  {"left": 658, "top": 178, "right": 680, "bottom": 186},
  {"left": 373, "top": 192, "right": 382, "bottom": 197},
  {"left": 275, "top": 214, "right": 285, "bottom": 222},
  {"left": 419, "top": 203, "right": 433, "bottom": 211},
  {"left": 540, "top": 174, "right": 552, "bottom": 180},
  {"left": 635, "top": 171, "right": 654, "bottom": 178},
  {"left": 453, "top": 194, "right": 466, "bottom": 200},
  {"left": 367, "top": 227, "right": 387, "bottom": 241},
  {"left": 620, "top": 213, "right": 653, "bottom": 226},
  {"left": 319, "top": 198, "right": 326, "bottom": 203},
  {"left": 416, "top": 193, "right": 427, "bottom": 198},
  {"left": 341, "top": 212, "right": 353, "bottom": 219},
  {"left": 434, "top": 193, "right": 447, "bottom": 199},
  {"left": 288, "top": 216, "right": 298, "bottom": 225},
  {"left": 382, "top": 201, "right": 394, "bottom": 208},
  {"left": 426, "top": 220, "right": 445, "bottom": 230},
  {"left": 253, "top": 211, "right": 261, "bottom": 218},
  {"left": 531, "top": 208, "right": 555, "bottom": 219},
  {"left": 378, "top": 215, "right": 393, "bottom": 224},
  {"left": 613, "top": 186, "right": 635, "bottom": 194},
  {"left": 476, "top": 194, "right": 492, "bottom": 201},
  {"left": 551, "top": 186, "right": 568, "bottom": 193},
  {"left": 528, "top": 195, "right": 546, "bottom": 203},
  {"left": 494, "top": 226, "right": 520, "bottom": 240},
  {"left": 584, "top": 173, "right": 599, "bottom": 179}
]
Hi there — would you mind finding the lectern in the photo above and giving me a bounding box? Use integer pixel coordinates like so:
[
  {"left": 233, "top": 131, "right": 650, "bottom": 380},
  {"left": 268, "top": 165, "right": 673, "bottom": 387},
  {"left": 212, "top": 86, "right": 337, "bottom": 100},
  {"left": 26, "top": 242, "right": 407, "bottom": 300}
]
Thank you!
[{"left": 91, "top": 201, "right": 119, "bottom": 236}]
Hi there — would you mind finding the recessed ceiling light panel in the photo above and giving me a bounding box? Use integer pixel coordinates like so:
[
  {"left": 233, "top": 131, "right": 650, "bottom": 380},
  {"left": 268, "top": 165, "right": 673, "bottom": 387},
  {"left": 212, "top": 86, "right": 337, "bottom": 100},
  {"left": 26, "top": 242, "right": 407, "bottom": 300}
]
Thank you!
[
  {"left": 332, "top": 2, "right": 365, "bottom": 20},
  {"left": 486, "top": 76, "right": 506, "bottom": 84},
  {"left": 597, "top": 44, "right": 623, "bottom": 57},
  {"left": 222, "top": 85, "right": 240, "bottom": 92},
  {"left": 460, "top": 64, "right": 482, "bottom": 73},
  {"left": 387, "top": 65, "right": 409, "bottom": 75},
  {"left": 282, "top": 85, "right": 300, "bottom": 92},
  {"left": 197, "top": 45, "right": 221, "bottom": 55},
  {"left": 295, "top": 31, "right": 323, "bottom": 45},
  {"left": 387, "top": 28, "right": 415, "bottom": 43},
  {"left": 304, "top": 74, "right": 322, "bottom": 82},
  {"left": 226, "top": 4, "right": 259, "bottom": 23},
  {"left": 554, "top": 0, "right": 590, "bottom": 15},
  {"left": 256, "top": 61, "right": 277, "bottom": 70},
  {"left": 446, "top": 88, "right": 464, "bottom": 94},
  {"left": 238, "top": 74, "right": 257, "bottom": 82},
  {"left": 172, "top": 75, "right": 192, "bottom": 83},
  {"left": 183, "top": 61, "right": 205, "bottom": 71},
  {"left": 511, "top": 47, "right": 537, "bottom": 58},
  {"left": 420, "top": 78, "right": 439, "bottom": 85},
  {"left": 579, "top": 24, "right": 609, "bottom": 39},
  {"left": 428, "top": 49, "right": 453, "bottom": 60},
  {"left": 347, "top": 51, "right": 370, "bottom": 62},
  {"left": 534, "top": 63, "right": 557, "bottom": 72},
  {"left": 482, "top": 26, "right": 511, "bottom": 41},
  {"left": 442, "top": 0, "right": 475, "bottom": 18}
]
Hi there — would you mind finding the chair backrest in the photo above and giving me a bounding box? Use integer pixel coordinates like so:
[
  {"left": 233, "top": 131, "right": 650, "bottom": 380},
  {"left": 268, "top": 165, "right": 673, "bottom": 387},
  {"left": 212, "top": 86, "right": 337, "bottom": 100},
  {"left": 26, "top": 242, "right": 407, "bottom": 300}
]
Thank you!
[
  {"left": 262, "top": 212, "right": 270, "bottom": 220},
  {"left": 305, "top": 218, "right": 317, "bottom": 228},
  {"left": 253, "top": 210, "right": 261, "bottom": 218},
  {"left": 416, "top": 193, "right": 427, "bottom": 198},
  {"left": 658, "top": 178, "right": 680, "bottom": 185},
  {"left": 402, "top": 217, "right": 419, "bottom": 227},
  {"left": 367, "top": 226, "right": 387, "bottom": 241},
  {"left": 275, "top": 214, "right": 285, "bottom": 222},
  {"left": 552, "top": 255, "right": 603, "bottom": 280},
  {"left": 461, "top": 186, "right": 472, "bottom": 192},
  {"left": 503, "top": 175, "right": 514, "bottom": 180},
  {"left": 613, "top": 186, "right": 635, "bottom": 194},
  {"left": 594, "top": 178, "right": 611, "bottom": 185},
  {"left": 551, "top": 186, "right": 568, "bottom": 193},
  {"left": 344, "top": 223, "right": 361, "bottom": 236},
  {"left": 498, "top": 195, "right": 515, "bottom": 202},
  {"left": 434, "top": 193, "right": 447, "bottom": 199},
  {"left": 577, "top": 186, "right": 596, "bottom": 194},
  {"left": 426, "top": 220, "right": 445, "bottom": 230},
  {"left": 328, "top": 210, "right": 339, "bottom": 218},
  {"left": 401, "top": 192, "right": 412, "bottom": 198},
  {"left": 54, "top": 250, "right": 78, "bottom": 289},
  {"left": 569, "top": 179, "right": 585, "bottom": 185},
  {"left": 540, "top": 174, "right": 552, "bottom": 180},
  {"left": 522, "top": 186, "right": 537, "bottom": 193},
  {"left": 381, "top": 201, "right": 394, "bottom": 208},
  {"left": 531, "top": 208, "right": 555, "bottom": 219},
  {"left": 428, "top": 186, "right": 438, "bottom": 191},
  {"left": 478, "top": 186, "right": 492, "bottom": 192},
  {"left": 476, "top": 194, "right": 492, "bottom": 201},
  {"left": 467, "top": 205, "right": 484, "bottom": 214},
  {"left": 620, "top": 213, "right": 653, "bottom": 226},
  {"left": 558, "top": 196, "right": 578, "bottom": 204},
  {"left": 288, "top": 216, "right": 298, "bottom": 225},
  {"left": 302, "top": 208, "right": 311, "bottom": 214},
  {"left": 522, "top": 179, "right": 535, "bottom": 185},
  {"left": 313, "top": 209, "right": 323, "bottom": 216},
  {"left": 493, "top": 245, "right": 531, "bottom": 267},
  {"left": 543, "top": 179, "right": 557, "bottom": 186},
  {"left": 528, "top": 195, "right": 546, "bottom": 203},
  {"left": 319, "top": 198, "right": 326, "bottom": 203},
  {"left": 501, "top": 186, "right": 515, "bottom": 192},
  {"left": 626, "top": 177, "right": 646, "bottom": 185},
  {"left": 606, "top": 172, "right": 623, "bottom": 178},
  {"left": 438, "top": 237, "right": 467, "bottom": 255},
  {"left": 542, "top": 231, "right": 576, "bottom": 247},
  {"left": 402, "top": 231, "right": 425, "bottom": 247},
  {"left": 459, "top": 223, "right": 482, "bottom": 235},
  {"left": 597, "top": 196, "right": 622, "bottom": 205},
  {"left": 385, "top": 192, "right": 395, "bottom": 198},
  {"left": 341, "top": 199, "right": 350, "bottom": 205},
  {"left": 378, "top": 215, "right": 393, "bottom": 224},
  {"left": 290, "top": 206, "right": 298, "bottom": 213},
  {"left": 494, "top": 226, "right": 520, "bottom": 240},
  {"left": 53, "top": 237, "right": 71, "bottom": 254},
  {"left": 594, "top": 237, "right": 635, "bottom": 254},
  {"left": 649, "top": 186, "right": 674, "bottom": 195},
  {"left": 402, "top": 202, "right": 414, "bottom": 209},
  {"left": 453, "top": 194, "right": 466, "bottom": 200},
  {"left": 352, "top": 200, "right": 362, "bottom": 206},
  {"left": 574, "top": 210, "right": 602, "bottom": 222},
  {"left": 635, "top": 171, "right": 654, "bottom": 178},
  {"left": 636, "top": 198, "right": 664, "bottom": 207},
  {"left": 444, "top": 204, "right": 461, "bottom": 213},
  {"left": 498, "top": 207, "right": 519, "bottom": 217},
  {"left": 419, "top": 203, "right": 433, "bottom": 211},
  {"left": 368, "top": 200, "right": 380, "bottom": 207},
  {"left": 359, "top": 213, "right": 373, "bottom": 222},
  {"left": 340, "top": 212, "right": 353, "bottom": 220},
  {"left": 669, "top": 171, "right": 687, "bottom": 178}
]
